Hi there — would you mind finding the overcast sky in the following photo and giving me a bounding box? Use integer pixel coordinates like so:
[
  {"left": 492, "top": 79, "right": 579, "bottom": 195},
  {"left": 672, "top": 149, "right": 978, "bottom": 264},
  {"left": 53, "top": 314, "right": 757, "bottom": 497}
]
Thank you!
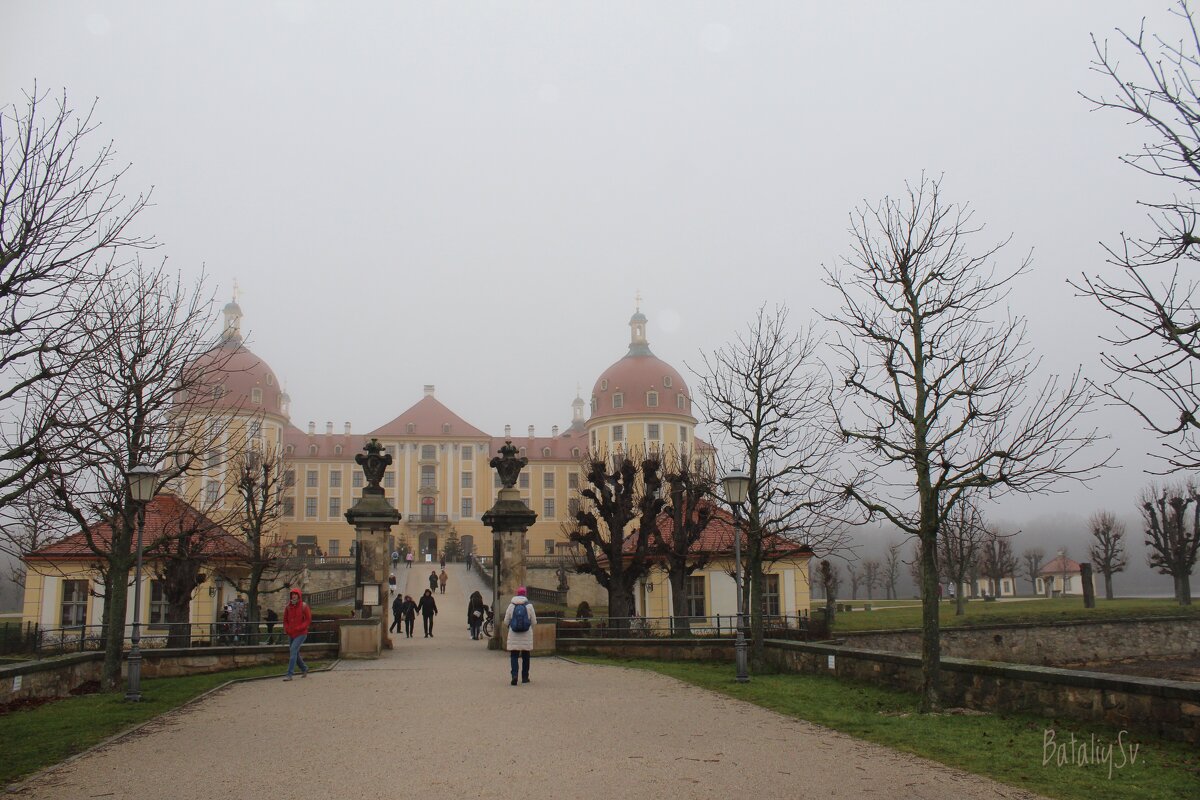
[{"left": 3, "top": 2, "right": 1185, "bottom": 547}]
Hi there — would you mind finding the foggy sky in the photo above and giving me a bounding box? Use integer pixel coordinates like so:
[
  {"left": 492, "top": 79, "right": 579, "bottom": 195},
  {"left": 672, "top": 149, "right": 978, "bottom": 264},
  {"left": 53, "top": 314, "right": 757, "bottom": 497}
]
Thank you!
[{"left": 1, "top": 2, "right": 1183, "bottom": 568}]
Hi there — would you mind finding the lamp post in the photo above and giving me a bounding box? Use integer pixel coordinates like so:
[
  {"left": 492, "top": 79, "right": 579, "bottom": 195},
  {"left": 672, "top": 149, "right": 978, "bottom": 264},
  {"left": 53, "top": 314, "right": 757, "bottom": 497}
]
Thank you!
[
  {"left": 722, "top": 468, "right": 751, "bottom": 683},
  {"left": 125, "top": 464, "right": 159, "bottom": 702}
]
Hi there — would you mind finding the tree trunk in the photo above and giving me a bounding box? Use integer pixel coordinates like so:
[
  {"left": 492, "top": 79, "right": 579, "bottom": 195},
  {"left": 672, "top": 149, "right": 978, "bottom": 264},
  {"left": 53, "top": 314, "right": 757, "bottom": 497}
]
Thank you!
[
  {"left": 1104, "top": 572, "right": 1114, "bottom": 601},
  {"left": 165, "top": 599, "right": 191, "bottom": 648},
  {"left": 101, "top": 563, "right": 131, "bottom": 691},
  {"left": 955, "top": 590, "right": 965, "bottom": 617},
  {"left": 608, "top": 579, "right": 634, "bottom": 630},
  {"left": 667, "top": 568, "right": 690, "bottom": 634},
  {"left": 1180, "top": 572, "right": 1193, "bottom": 606},
  {"left": 919, "top": 532, "right": 942, "bottom": 712}
]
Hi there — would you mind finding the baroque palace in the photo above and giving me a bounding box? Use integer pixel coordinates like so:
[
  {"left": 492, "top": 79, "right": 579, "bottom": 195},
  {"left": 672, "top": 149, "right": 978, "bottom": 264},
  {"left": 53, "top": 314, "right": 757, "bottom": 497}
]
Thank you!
[{"left": 21, "top": 297, "right": 814, "bottom": 629}]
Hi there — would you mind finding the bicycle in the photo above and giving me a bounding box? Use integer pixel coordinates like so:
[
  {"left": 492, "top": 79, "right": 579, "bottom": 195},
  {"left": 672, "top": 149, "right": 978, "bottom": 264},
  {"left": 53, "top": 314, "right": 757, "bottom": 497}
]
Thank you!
[{"left": 481, "top": 607, "right": 495, "bottom": 639}]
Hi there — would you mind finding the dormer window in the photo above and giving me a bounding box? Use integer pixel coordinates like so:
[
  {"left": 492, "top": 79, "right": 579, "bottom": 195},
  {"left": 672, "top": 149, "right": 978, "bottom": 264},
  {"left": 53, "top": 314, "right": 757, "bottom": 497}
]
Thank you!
[
  {"left": 571, "top": 447, "right": 580, "bottom": 458},
  {"left": 406, "top": 423, "right": 416, "bottom": 434},
  {"left": 519, "top": 447, "right": 527, "bottom": 457},
  {"left": 677, "top": 394, "right": 687, "bottom": 410},
  {"left": 334, "top": 445, "right": 343, "bottom": 455},
  {"left": 443, "top": 423, "right": 451, "bottom": 434},
  {"left": 267, "top": 374, "right": 274, "bottom": 386},
  {"left": 600, "top": 379, "right": 608, "bottom": 391},
  {"left": 591, "top": 396, "right": 598, "bottom": 414},
  {"left": 542, "top": 447, "right": 551, "bottom": 457},
  {"left": 285, "top": 445, "right": 294, "bottom": 455},
  {"left": 646, "top": 391, "right": 658, "bottom": 408},
  {"left": 663, "top": 376, "right": 672, "bottom": 388},
  {"left": 213, "top": 385, "right": 226, "bottom": 400},
  {"left": 309, "top": 444, "right": 318, "bottom": 455},
  {"left": 613, "top": 393, "right": 624, "bottom": 409},
  {"left": 252, "top": 388, "right": 262, "bottom": 404}
]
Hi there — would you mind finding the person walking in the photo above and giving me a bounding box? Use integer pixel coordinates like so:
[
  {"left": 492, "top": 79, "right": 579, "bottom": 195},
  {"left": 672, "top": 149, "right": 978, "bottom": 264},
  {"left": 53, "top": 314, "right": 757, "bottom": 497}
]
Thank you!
[
  {"left": 416, "top": 589, "right": 438, "bottom": 637},
  {"left": 388, "top": 573, "right": 397, "bottom": 595},
  {"left": 400, "top": 594, "right": 417, "bottom": 638},
  {"left": 282, "top": 587, "right": 311, "bottom": 681},
  {"left": 428, "top": 570, "right": 439, "bottom": 593},
  {"left": 439, "top": 568, "right": 448, "bottom": 595},
  {"left": 468, "top": 591, "right": 485, "bottom": 640},
  {"left": 390, "top": 592, "right": 404, "bottom": 634},
  {"left": 504, "top": 586, "right": 537, "bottom": 685},
  {"left": 439, "top": 554, "right": 446, "bottom": 570},
  {"left": 405, "top": 551, "right": 413, "bottom": 569}
]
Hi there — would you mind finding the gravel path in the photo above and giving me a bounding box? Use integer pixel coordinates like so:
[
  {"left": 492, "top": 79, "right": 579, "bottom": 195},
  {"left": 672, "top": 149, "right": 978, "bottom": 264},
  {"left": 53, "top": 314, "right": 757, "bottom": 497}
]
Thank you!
[{"left": 14, "top": 565, "right": 1044, "bottom": 799}]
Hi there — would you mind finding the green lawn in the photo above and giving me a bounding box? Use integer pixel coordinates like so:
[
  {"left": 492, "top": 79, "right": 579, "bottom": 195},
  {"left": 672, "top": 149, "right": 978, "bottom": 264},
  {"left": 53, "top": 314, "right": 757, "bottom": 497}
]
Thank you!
[
  {"left": 0, "top": 660, "right": 328, "bottom": 786},
  {"left": 579, "top": 658, "right": 1200, "bottom": 800},
  {"left": 829, "top": 597, "right": 1200, "bottom": 632}
]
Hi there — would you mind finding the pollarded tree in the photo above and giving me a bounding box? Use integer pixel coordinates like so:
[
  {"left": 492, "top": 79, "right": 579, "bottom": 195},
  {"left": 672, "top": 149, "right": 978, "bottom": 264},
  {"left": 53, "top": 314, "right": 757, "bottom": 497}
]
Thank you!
[
  {"left": 569, "top": 449, "right": 665, "bottom": 628},
  {"left": 653, "top": 446, "right": 718, "bottom": 633},
  {"left": 818, "top": 559, "right": 839, "bottom": 624},
  {"left": 979, "top": 526, "right": 1018, "bottom": 598},
  {"left": 1139, "top": 483, "right": 1199, "bottom": 605},
  {"left": 1021, "top": 547, "right": 1045, "bottom": 595},
  {"left": 0, "top": 86, "right": 152, "bottom": 512},
  {"left": 937, "top": 501, "right": 987, "bottom": 617},
  {"left": 1078, "top": 2, "right": 1200, "bottom": 471},
  {"left": 862, "top": 558, "right": 881, "bottom": 600},
  {"left": 695, "top": 304, "right": 848, "bottom": 666},
  {"left": 825, "top": 176, "right": 1103, "bottom": 711},
  {"left": 1088, "top": 510, "right": 1128, "bottom": 600}
]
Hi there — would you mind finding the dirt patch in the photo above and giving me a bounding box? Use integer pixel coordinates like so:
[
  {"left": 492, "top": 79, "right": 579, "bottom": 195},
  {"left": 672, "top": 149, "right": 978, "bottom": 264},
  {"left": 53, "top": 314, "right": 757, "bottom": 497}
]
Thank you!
[{"left": 0, "top": 680, "right": 100, "bottom": 717}]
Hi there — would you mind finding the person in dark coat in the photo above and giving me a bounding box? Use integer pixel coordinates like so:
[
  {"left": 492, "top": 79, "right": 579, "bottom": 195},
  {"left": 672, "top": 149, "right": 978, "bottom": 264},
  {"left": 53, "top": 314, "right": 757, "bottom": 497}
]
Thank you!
[
  {"left": 416, "top": 589, "right": 438, "bottom": 637},
  {"left": 390, "top": 593, "right": 404, "bottom": 634},
  {"left": 428, "top": 570, "right": 439, "bottom": 592},
  {"left": 400, "top": 595, "right": 417, "bottom": 638},
  {"left": 467, "top": 591, "right": 486, "bottom": 640}
]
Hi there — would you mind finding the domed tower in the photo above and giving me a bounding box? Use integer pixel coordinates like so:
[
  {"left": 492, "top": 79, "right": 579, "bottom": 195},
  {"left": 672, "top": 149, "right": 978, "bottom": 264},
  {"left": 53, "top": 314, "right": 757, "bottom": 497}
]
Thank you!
[{"left": 586, "top": 306, "right": 696, "bottom": 456}]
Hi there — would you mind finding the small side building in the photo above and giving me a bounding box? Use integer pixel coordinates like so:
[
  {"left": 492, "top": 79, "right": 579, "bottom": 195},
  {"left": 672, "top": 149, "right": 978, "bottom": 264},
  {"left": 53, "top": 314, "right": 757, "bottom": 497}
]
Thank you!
[{"left": 1036, "top": 555, "right": 1096, "bottom": 597}]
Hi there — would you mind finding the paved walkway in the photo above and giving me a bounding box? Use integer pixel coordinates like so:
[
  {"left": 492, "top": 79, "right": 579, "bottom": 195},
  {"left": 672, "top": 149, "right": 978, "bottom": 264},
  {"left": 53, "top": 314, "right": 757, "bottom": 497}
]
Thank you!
[{"left": 15, "top": 565, "right": 1043, "bottom": 799}]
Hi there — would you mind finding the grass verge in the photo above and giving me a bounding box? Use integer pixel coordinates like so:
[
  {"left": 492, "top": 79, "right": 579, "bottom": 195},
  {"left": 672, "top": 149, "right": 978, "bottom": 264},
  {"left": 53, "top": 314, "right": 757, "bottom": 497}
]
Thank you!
[
  {"left": 576, "top": 657, "right": 1200, "bottom": 800},
  {"left": 831, "top": 597, "right": 1200, "bottom": 632},
  {"left": 0, "top": 660, "right": 329, "bottom": 786}
]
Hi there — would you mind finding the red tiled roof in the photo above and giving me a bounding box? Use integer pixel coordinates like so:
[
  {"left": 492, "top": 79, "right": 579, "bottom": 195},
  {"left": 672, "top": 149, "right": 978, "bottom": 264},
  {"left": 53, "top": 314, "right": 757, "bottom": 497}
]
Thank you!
[
  {"left": 612, "top": 504, "right": 813, "bottom": 558},
  {"left": 24, "top": 494, "right": 249, "bottom": 562},
  {"left": 183, "top": 341, "right": 286, "bottom": 418},
  {"left": 489, "top": 429, "right": 590, "bottom": 462},
  {"left": 1038, "top": 555, "right": 1083, "bottom": 576},
  {"left": 590, "top": 353, "right": 695, "bottom": 422},
  {"left": 369, "top": 394, "right": 489, "bottom": 438},
  {"left": 282, "top": 424, "right": 359, "bottom": 460}
]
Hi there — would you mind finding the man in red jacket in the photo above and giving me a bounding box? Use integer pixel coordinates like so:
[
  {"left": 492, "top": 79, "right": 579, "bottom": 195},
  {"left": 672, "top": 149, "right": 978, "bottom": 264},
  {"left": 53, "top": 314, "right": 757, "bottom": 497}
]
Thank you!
[{"left": 283, "top": 587, "right": 311, "bottom": 681}]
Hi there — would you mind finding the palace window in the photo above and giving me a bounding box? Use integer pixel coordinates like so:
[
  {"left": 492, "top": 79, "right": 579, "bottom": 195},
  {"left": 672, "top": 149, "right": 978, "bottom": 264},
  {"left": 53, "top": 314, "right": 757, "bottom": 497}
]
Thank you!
[
  {"left": 591, "top": 396, "right": 598, "bottom": 414},
  {"left": 328, "top": 539, "right": 340, "bottom": 556},
  {"left": 284, "top": 469, "right": 295, "bottom": 487},
  {"left": 205, "top": 481, "right": 220, "bottom": 505},
  {"left": 149, "top": 580, "right": 168, "bottom": 625},
  {"left": 443, "top": 423, "right": 451, "bottom": 434},
  {"left": 329, "top": 497, "right": 341, "bottom": 517},
  {"left": 679, "top": 426, "right": 688, "bottom": 445},
  {"left": 305, "top": 497, "right": 317, "bottom": 517},
  {"left": 685, "top": 576, "right": 706, "bottom": 618},
  {"left": 519, "top": 473, "right": 529, "bottom": 489},
  {"left": 542, "top": 447, "right": 551, "bottom": 457},
  {"left": 422, "top": 445, "right": 436, "bottom": 460},
  {"left": 420, "top": 465, "right": 435, "bottom": 489},
  {"left": 406, "top": 423, "right": 415, "bottom": 434},
  {"left": 568, "top": 472, "right": 578, "bottom": 489},
  {"left": 544, "top": 472, "right": 555, "bottom": 489},
  {"left": 61, "top": 580, "right": 88, "bottom": 627},
  {"left": 248, "top": 421, "right": 261, "bottom": 439},
  {"left": 647, "top": 424, "right": 660, "bottom": 440},
  {"left": 572, "top": 447, "right": 580, "bottom": 458},
  {"left": 613, "top": 393, "right": 624, "bottom": 409},
  {"left": 568, "top": 498, "right": 581, "bottom": 518},
  {"left": 334, "top": 445, "right": 343, "bottom": 455},
  {"left": 600, "top": 379, "right": 608, "bottom": 391},
  {"left": 461, "top": 498, "right": 473, "bottom": 518},
  {"left": 761, "top": 573, "right": 781, "bottom": 617},
  {"left": 462, "top": 445, "right": 473, "bottom": 460},
  {"left": 543, "top": 498, "right": 555, "bottom": 519},
  {"left": 308, "top": 445, "right": 318, "bottom": 456},
  {"left": 352, "top": 472, "right": 363, "bottom": 488},
  {"left": 384, "top": 471, "right": 396, "bottom": 488},
  {"left": 282, "top": 497, "right": 294, "bottom": 517},
  {"left": 206, "top": 448, "right": 221, "bottom": 470},
  {"left": 545, "top": 539, "right": 556, "bottom": 555},
  {"left": 421, "top": 496, "right": 436, "bottom": 521},
  {"left": 252, "top": 388, "right": 262, "bottom": 404},
  {"left": 461, "top": 471, "right": 472, "bottom": 488},
  {"left": 306, "top": 470, "right": 318, "bottom": 488},
  {"left": 494, "top": 472, "right": 502, "bottom": 488},
  {"left": 612, "top": 425, "right": 624, "bottom": 442},
  {"left": 329, "top": 470, "right": 341, "bottom": 488},
  {"left": 646, "top": 391, "right": 658, "bottom": 408},
  {"left": 663, "top": 376, "right": 672, "bottom": 388}
]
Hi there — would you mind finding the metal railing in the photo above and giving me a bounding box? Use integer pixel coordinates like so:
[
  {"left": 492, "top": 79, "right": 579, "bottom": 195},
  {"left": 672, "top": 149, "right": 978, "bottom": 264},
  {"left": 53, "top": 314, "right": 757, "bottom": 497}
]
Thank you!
[
  {"left": 525, "top": 586, "right": 567, "bottom": 606},
  {"left": 555, "top": 614, "right": 818, "bottom": 640},
  {"left": 304, "top": 584, "right": 356, "bottom": 606},
  {"left": 7, "top": 620, "right": 340, "bottom": 660},
  {"left": 407, "top": 513, "right": 449, "bottom": 523}
]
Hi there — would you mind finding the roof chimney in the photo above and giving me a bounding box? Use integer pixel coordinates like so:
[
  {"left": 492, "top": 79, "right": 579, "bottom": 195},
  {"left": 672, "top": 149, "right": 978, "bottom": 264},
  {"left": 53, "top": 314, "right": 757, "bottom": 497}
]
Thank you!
[
  {"left": 504, "top": 424, "right": 511, "bottom": 438},
  {"left": 307, "top": 421, "right": 315, "bottom": 435},
  {"left": 424, "top": 384, "right": 435, "bottom": 397},
  {"left": 552, "top": 425, "right": 559, "bottom": 437},
  {"left": 528, "top": 425, "right": 535, "bottom": 439},
  {"left": 344, "top": 422, "right": 351, "bottom": 435},
  {"left": 326, "top": 421, "right": 333, "bottom": 435}
]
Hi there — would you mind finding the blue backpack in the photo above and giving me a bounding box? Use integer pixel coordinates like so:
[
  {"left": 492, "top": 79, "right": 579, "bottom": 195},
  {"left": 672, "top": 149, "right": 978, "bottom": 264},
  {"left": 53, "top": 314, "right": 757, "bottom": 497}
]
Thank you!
[{"left": 510, "top": 601, "right": 531, "bottom": 633}]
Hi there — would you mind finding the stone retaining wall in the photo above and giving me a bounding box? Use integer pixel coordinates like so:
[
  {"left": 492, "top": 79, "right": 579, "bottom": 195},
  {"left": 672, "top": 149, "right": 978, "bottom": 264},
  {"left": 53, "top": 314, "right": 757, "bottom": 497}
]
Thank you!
[
  {"left": 838, "top": 616, "right": 1200, "bottom": 666},
  {"left": 0, "top": 643, "right": 338, "bottom": 704},
  {"left": 557, "top": 637, "right": 1200, "bottom": 743}
]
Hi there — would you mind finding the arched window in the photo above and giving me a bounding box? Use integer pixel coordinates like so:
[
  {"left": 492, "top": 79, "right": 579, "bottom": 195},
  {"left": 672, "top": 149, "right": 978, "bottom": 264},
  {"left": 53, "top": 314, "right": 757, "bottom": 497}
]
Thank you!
[
  {"left": 308, "top": 444, "right": 318, "bottom": 455},
  {"left": 421, "top": 495, "right": 436, "bottom": 521},
  {"left": 571, "top": 447, "right": 580, "bottom": 458},
  {"left": 613, "top": 393, "right": 624, "bottom": 409},
  {"left": 677, "top": 394, "right": 687, "bottom": 410},
  {"left": 646, "top": 391, "right": 658, "bottom": 407},
  {"left": 542, "top": 447, "right": 551, "bottom": 457},
  {"left": 591, "top": 396, "right": 598, "bottom": 414},
  {"left": 663, "top": 376, "right": 672, "bottom": 388},
  {"left": 334, "top": 445, "right": 342, "bottom": 456},
  {"left": 285, "top": 445, "right": 294, "bottom": 455},
  {"left": 600, "top": 379, "right": 608, "bottom": 391},
  {"left": 251, "top": 388, "right": 262, "bottom": 404}
]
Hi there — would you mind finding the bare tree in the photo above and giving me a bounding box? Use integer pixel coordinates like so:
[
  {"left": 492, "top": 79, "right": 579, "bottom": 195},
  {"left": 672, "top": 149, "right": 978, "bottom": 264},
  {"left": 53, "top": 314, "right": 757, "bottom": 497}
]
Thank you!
[
  {"left": 1021, "top": 547, "right": 1045, "bottom": 595},
  {"left": 0, "top": 487, "right": 75, "bottom": 589},
  {"left": 825, "top": 176, "right": 1102, "bottom": 711},
  {"left": 218, "top": 445, "right": 301, "bottom": 626},
  {"left": 846, "top": 561, "right": 862, "bottom": 600},
  {"left": 862, "top": 558, "right": 881, "bottom": 600},
  {"left": 938, "top": 502, "right": 987, "bottom": 617},
  {"left": 652, "top": 446, "right": 718, "bottom": 632},
  {"left": 1088, "top": 511, "right": 1128, "bottom": 600},
  {"left": 979, "top": 527, "right": 1018, "bottom": 597},
  {"left": 570, "top": 450, "right": 665, "bottom": 628},
  {"left": 908, "top": 542, "right": 924, "bottom": 598},
  {"left": 38, "top": 265, "right": 233, "bottom": 689},
  {"left": 883, "top": 541, "right": 903, "bottom": 600},
  {"left": 1139, "top": 483, "right": 1199, "bottom": 605},
  {"left": 1077, "top": 2, "right": 1200, "bottom": 470},
  {"left": 0, "top": 86, "right": 152, "bottom": 514},
  {"left": 695, "top": 304, "right": 847, "bottom": 666}
]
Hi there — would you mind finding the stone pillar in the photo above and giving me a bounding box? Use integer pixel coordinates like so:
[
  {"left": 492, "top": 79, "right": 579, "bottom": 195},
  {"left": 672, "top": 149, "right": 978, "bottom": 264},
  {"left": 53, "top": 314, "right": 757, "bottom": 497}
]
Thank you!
[
  {"left": 481, "top": 440, "right": 537, "bottom": 651},
  {"left": 344, "top": 439, "right": 401, "bottom": 655}
]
